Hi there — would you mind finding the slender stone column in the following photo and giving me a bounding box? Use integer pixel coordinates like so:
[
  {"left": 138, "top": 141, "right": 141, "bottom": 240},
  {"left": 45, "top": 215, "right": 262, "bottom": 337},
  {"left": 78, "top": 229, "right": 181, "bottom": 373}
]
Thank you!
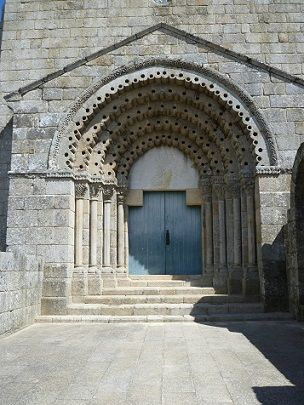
[
  {"left": 225, "top": 176, "right": 242, "bottom": 294},
  {"left": 117, "top": 188, "right": 127, "bottom": 269},
  {"left": 103, "top": 185, "right": 114, "bottom": 268},
  {"left": 218, "top": 198, "right": 226, "bottom": 267},
  {"left": 233, "top": 195, "right": 242, "bottom": 267},
  {"left": 89, "top": 184, "right": 101, "bottom": 267},
  {"left": 201, "top": 178, "right": 213, "bottom": 284},
  {"left": 241, "top": 188, "right": 248, "bottom": 269},
  {"left": 74, "top": 183, "right": 88, "bottom": 267},
  {"left": 124, "top": 206, "right": 129, "bottom": 270},
  {"left": 212, "top": 177, "right": 228, "bottom": 293},
  {"left": 205, "top": 200, "right": 213, "bottom": 267},
  {"left": 242, "top": 177, "right": 259, "bottom": 296},
  {"left": 212, "top": 184, "right": 220, "bottom": 273},
  {"left": 225, "top": 195, "right": 233, "bottom": 268},
  {"left": 247, "top": 190, "right": 257, "bottom": 267}
]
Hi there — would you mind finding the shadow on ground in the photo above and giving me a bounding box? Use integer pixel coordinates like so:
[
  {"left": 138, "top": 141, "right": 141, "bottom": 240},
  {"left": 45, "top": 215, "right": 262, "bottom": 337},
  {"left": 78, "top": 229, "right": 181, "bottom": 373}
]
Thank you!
[{"left": 219, "top": 321, "right": 304, "bottom": 405}]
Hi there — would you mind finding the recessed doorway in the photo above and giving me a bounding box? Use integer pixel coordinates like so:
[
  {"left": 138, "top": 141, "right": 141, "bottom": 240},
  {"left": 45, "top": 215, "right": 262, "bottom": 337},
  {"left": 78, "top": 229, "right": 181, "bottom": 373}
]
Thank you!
[{"left": 129, "top": 191, "right": 202, "bottom": 275}]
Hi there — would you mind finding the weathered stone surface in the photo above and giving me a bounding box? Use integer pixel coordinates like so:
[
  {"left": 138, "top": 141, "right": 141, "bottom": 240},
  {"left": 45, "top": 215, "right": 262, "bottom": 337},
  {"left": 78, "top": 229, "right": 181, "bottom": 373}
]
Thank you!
[
  {"left": 0, "top": 251, "right": 43, "bottom": 336},
  {"left": 0, "top": 0, "right": 303, "bottom": 319},
  {"left": 0, "top": 322, "right": 304, "bottom": 404}
]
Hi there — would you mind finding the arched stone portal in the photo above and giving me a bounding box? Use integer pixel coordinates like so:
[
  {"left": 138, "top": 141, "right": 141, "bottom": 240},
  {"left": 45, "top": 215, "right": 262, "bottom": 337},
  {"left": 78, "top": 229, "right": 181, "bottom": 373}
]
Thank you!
[{"left": 50, "top": 62, "right": 277, "bottom": 298}]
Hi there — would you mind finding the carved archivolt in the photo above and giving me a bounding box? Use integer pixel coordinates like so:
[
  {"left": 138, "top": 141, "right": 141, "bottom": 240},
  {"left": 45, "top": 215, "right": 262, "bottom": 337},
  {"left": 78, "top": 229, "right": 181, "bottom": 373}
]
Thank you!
[{"left": 50, "top": 63, "right": 277, "bottom": 185}]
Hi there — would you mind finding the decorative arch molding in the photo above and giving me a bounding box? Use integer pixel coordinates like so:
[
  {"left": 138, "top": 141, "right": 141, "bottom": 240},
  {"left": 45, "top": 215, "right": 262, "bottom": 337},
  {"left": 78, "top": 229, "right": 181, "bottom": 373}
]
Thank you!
[
  {"left": 48, "top": 58, "right": 278, "bottom": 171},
  {"left": 49, "top": 59, "right": 269, "bottom": 296}
]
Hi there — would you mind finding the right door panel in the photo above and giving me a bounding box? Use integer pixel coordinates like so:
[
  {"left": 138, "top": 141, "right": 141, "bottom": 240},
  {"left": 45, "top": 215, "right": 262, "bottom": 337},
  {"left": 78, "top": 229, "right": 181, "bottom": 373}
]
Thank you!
[{"left": 164, "top": 192, "right": 202, "bottom": 275}]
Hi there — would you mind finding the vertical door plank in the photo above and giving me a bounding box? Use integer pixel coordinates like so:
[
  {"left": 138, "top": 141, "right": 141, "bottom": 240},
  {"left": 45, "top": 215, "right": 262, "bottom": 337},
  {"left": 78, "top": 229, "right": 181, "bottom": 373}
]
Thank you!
[
  {"left": 165, "top": 192, "right": 202, "bottom": 275},
  {"left": 129, "top": 192, "right": 165, "bottom": 274}
]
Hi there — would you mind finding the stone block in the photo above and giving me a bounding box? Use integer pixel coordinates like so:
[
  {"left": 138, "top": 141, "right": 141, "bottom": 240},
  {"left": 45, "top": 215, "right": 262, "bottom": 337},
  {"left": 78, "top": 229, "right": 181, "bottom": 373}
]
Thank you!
[
  {"left": 258, "top": 174, "right": 291, "bottom": 193},
  {"left": 42, "top": 279, "right": 69, "bottom": 297},
  {"left": 126, "top": 189, "right": 143, "bottom": 206},
  {"left": 186, "top": 189, "right": 202, "bottom": 206},
  {"left": 46, "top": 179, "right": 75, "bottom": 195},
  {"left": 41, "top": 297, "right": 68, "bottom": 315},
  {"left": 36, "top": 245, "right": 74, "bottom": 264}
]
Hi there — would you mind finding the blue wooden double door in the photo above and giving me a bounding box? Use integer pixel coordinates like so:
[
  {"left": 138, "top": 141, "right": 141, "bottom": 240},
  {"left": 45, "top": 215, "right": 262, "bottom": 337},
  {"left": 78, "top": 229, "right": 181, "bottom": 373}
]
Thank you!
[{"left": 129, "top": 191, "right": 202, "bottom": 275}]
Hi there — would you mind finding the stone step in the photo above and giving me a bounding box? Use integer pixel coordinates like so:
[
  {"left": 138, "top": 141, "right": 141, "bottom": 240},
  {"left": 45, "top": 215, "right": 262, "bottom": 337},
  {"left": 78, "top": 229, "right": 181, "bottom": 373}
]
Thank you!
[
  {"left": 83, "top": 294, "right": 249, "bottom": 305},
  {"left": 36, "top": 312, "right": 293, "bottom": 324},
  {"left": 129, "top": 275, "right": 202, "bottom": 280},
  {"left": 117, "top": 276, "right": 204, "bottom": 287},
  {"left": 101, "top": 287, "right": 215, "bottom": 296},
  {"left": 120, "top": 280, "right": 189, "bottom": 288},
  {"left": 66, "top": 302, "right": 264, "bottom": 316}
]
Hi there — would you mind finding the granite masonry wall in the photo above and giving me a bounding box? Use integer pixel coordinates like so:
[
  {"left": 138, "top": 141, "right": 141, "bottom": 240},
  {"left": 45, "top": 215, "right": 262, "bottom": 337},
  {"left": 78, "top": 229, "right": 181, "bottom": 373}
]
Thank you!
[
  {"left": 0, "top": 251, "right": 44, "bottom": 336},
  {"left": 0, "top": 1, "right": 303, "bottom": 314}
]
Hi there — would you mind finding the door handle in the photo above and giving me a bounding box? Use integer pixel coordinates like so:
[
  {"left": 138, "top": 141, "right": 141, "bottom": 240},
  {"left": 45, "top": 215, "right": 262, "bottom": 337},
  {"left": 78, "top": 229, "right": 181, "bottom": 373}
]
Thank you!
[{"left": 166, "top": 230, "right": 170, "bottom": 245}]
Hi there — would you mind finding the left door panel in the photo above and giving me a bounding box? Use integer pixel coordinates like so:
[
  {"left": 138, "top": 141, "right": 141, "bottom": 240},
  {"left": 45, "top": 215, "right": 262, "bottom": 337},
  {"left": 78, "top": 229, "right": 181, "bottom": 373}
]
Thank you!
[{"left": 129, "top": 192, "right": 165, "bottom": 275}]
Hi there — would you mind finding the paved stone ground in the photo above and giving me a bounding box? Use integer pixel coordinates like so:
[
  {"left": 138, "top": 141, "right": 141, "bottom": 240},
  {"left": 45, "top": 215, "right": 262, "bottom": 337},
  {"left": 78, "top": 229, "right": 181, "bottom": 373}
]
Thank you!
[{"left": 1, "top": 321, "right": 304, "bottom": 405}]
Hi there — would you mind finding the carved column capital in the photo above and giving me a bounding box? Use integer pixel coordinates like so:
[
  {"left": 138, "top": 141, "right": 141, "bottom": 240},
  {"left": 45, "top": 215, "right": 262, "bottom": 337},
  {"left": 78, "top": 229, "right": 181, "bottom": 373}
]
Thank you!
[
  {"left": 103, "top": 185, "right": 115, "bottom": 202},
  {"left": 200, "top": 178, "right": 212, "bottom": 202},
  {"left": 90, "top": 183, "right": 102, "bottom": 200},
  {"left": 117, "top": 187, "right": 128, "bottom": 204},
  {"left": 241, "top": 177, "right": 255, "bottom": 195},
  {"left": 75, "top": 182, "right": 88, "bottom": 199},
  {"left": 212, "top": 176, "right": 225, "bottom": 199},
  {"left": 225, "top": 175, "right": 241, "bottom": 198}
]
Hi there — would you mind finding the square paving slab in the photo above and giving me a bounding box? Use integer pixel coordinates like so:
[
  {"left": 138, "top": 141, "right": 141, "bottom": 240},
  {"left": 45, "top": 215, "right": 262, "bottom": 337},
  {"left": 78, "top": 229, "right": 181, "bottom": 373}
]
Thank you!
[{"left": 0, "top": 321, "right": 304, "bottom": 405}]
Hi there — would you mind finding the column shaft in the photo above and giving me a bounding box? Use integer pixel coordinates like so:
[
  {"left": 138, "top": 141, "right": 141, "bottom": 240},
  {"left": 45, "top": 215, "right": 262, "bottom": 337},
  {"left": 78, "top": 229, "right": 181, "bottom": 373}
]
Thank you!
[
  {"left": 205, "top": 201, "right": 213, "bottom": 267},
  {"left": 225, "top": 197, "right": 233, "bottom": 266},
  {"left": 90, "top": 199, "right": 98, "bottom": 267},
  {"left": 103, "top": 200, "right": 111, "bottom": 267},
  {"left": 117, "top": 200, "right": 125, "bottom": 268},
  {"left": 212, "top": 197, "right": 219, "bottom": 270},
  {"left": 233, "top": 197, "right": 242, "bottom": 266},
  {"left": 247, "top": 194, "right": 256, "bottom": 266},
  {"left": 75, "top": 198, "right": 83, "bottom": 266},
  {"left": 218, "top": 199, "right": 226, "bottom": 267},
  {"left": 241, "top": 189, "right": 248, "bottom": 268}
]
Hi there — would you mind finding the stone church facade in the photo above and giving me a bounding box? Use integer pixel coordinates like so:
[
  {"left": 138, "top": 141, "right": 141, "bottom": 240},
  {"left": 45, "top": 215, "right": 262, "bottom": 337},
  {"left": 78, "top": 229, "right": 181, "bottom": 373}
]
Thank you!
[{"left": 0, "top": 0, "right": 304, "bottom": 331}]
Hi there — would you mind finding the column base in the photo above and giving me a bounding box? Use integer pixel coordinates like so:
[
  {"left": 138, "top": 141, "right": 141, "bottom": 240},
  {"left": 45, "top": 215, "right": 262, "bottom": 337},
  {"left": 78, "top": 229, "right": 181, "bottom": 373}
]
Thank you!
[
  {"left": 87, "top": 267, "right": 102, "bottom": 295},
  {"left": 201, "top": 272, "right": 214, "bottom": 287},
  {"left": 71, "top": 267, "right": 88, "bottom": 297},
  {"left": 242, "top": 266, "right": 260, "bottom": 296},
  {"left": 213, "top": 268, "right": 228, "bottom": 293},
  {"left": 228, "top": 267, "right": 243, "bottom": 294}
]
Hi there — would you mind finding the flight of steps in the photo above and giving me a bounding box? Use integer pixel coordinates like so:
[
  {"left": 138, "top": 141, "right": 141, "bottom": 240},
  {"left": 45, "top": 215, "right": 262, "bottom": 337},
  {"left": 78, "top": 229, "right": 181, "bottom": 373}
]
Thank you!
[{"left": 36, "top": 276, "right": 292, "bottom": 323}]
